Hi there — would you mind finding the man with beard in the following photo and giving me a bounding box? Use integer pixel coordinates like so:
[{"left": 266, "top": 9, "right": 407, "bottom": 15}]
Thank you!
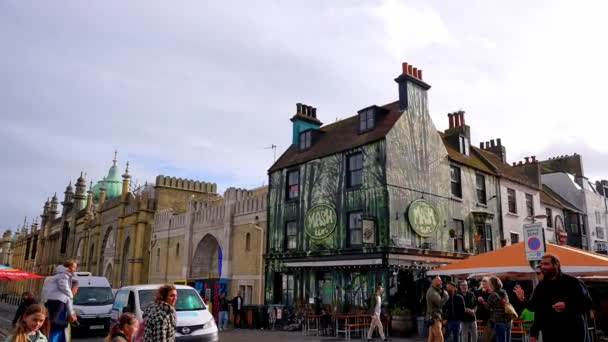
[
  {"left": 426, "top": 276, "right": 448, "bottom": 342},
  {"left": 530, "top": 254, "right": 592, "bottom": 342}
]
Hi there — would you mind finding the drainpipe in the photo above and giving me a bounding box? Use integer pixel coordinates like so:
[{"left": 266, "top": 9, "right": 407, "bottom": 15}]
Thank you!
[{"left": 496, "top": 178, "right": 506, "bottom": 247}]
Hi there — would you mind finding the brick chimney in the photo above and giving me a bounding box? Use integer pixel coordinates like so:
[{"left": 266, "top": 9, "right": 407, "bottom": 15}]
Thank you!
[
  {"left": 290, "top": 103, "right": 323, "bottom": 145},
  {"left": 394, "top": 62, "right": 431, "bottom": 111},
  {"left": 480, "top": 138, "right": 507, "bottom": 163},
  {"left": 539, "top": 153, "right": 584, "bottom": 178},
  {"left": 513, "top": 156, "right": 542, "bottom": 187}
]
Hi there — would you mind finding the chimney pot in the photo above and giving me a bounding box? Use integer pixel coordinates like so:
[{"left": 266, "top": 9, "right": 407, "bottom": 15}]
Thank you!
[
  {"left": 480, "top": 142, "right": 485, "bottom": 149},
  {"left": 454, "top": 112, "right": 460, "bottom": 127},
  {"left": 497, "top": 138, "right": 502, "bottom": 147},
  {"left": 525, "top": 157, "right": 530, "bottom": 164},
  {"left": 518, "top": 161, "right": 523, "bottom": 166},
  {"left": 305, "top": 105, "right": 311, "bottom": 116},
  {"left": 459, "top": 111, "right": 466, "bottom": 126},
  {"left": 531, "top": 156, "right": 536, "bottom": 162},
  {"left": 413, "top": 67, "right": 418, "bottom": 78},
  {"left": 311, "top": 107, "right": 317, "bottom": 118},
  {"left": 296, "top": 103, "right": 302, "bottom": 114},
  {"left": 408, "top": 65, "right": 413, "bottom": 76},
  {"left": 448, "top": 113, "right": 454, "bottom": 129},
  {"left": 402, "top": 63, "right": 408, "bottom": 74},
  {"left": 490, "top": 139, "right": 496, "bottom": 148},
  {"left": 417, "top": 69, "right": 423, "bottom": 79},
  {"left": 512, "top": 162, "right": 516, "bottom": 167}
]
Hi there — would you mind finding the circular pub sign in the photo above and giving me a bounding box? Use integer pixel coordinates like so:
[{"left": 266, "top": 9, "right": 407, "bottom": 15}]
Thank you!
[
  {"left": 407, "top": 199, "right": 439, "bottom": 237},
  {"left": 555, "top": 215, "right": 567, "bottom": 245},
  {"left": 305, "top": 204, "right": 337, "bottom": 239}
]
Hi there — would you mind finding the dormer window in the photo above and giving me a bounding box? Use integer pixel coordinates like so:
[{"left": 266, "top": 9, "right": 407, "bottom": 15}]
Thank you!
[
  {"left": 299, "top": 130, "right": 312, "bottom": 150},
  {"left": 359, "top": 108, "right": 375, "bottom": 132},
  {"left": 459, "top": 135, "right": 469, "bottom": 156}
]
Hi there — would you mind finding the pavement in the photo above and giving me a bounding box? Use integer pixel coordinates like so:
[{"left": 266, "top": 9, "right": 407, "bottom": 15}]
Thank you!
[{"left": 0, "top": 302, "right": 425, "bottom": 341}]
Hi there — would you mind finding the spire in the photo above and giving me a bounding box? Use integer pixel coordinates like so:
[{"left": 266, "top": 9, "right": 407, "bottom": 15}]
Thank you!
[
  {"left": 122, "top": 161, "right": 131, "bottom": 200},
  {"left": 113, "top": 150, "right": 118, "bottom": 166},
  {"left": 123, "top": 161, "right": 131, "bottom": 178}
]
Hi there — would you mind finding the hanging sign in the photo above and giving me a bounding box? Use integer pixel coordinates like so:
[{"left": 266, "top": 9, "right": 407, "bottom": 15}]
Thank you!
[
  {"left": 305, "top": 204, "right": 337, "bottom": 239},
  {"left": 407, "top": 199, "right": 439, "bottom": 237},
  {"left": 362, "top": 219, "right": 376, "bottom": 244}
]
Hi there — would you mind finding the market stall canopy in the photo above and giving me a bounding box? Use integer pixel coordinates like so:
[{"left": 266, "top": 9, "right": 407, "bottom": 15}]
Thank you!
[
  {"left": 0, "top": 265, "right": 44, "bottom": 281},
  {"left": 427, "top": 242, "right": 608, "bottom": 277}
]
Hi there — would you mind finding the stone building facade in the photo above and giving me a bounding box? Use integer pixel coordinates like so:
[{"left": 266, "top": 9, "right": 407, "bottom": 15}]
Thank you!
[{"left": 149, "top": 186, "right": 267, "bottom": 318}]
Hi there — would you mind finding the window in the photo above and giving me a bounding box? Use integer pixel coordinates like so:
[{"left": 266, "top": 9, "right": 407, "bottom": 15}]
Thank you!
[
  {"left": 453, "top": 220, "right": 464, "bottom": 252},
  {"left": 282, "top": 274, "right": 295, "bottom": 306},
  {"left": 60, "top": 222, "right": 70, "bottom": 254},
  {"left": 478, "top": 224, "right": 494, "bottom": 252},
  {"left": 299, "top": 130, "right": 312, "bottom": 150},
  {"left": 239, "top": 285, "right": 253, "bottom": 304},
  {"left": 359, "top": 109, "right": 375, "bottom": 131},
  {"left": 507, "top": 189, "right": 517, "bottom": 214},
  {"left": 450, "top": 166, "right": 462, "bottom": 198},
  {"left": 176, "top": 243, "right": 180, "bottom": 257},
  {"left": 156, "top": 248, "right": 161, "bottom": 272},
  {"left": 348, "top": 212, "right": 363, "bottom": 246},
  {"left": 484, "top": 225, "right": 494, "bottom": 252},
  {"left": 510, "top": 233, "right": 520, "bottom": 244},
  {"left": 286, "top": 170, "right": 300, "bottom": 201},
  {"left": 74, "top": 287, "right": 114, "bottom": 306},
  {"left": 459, "top": 136, "right": 470, "bottom": 156},
  {"left": 139, "top": 289, "right": 205, "bottom": 312},
  {"left": 596, "top": 211, "right": 602, "bottom": 225},
  {"left": 596, "top": 227, "right": 605, "bottom": 240},
  {"left": 31, "top": 235, "right": 38, "bottom": 259},
  {"left": 246, "top": 233, "right": 251, "bottom": 251},
  {"left": 285, "top": 221, "right": 297, "bottom": 250},
  {"left": 525, "top": 194, "right": 534, "bottom": 218},
  {"left": 476, "top": 174, "right": 487, "bottom": 204},
  {"left": 546, "top": 208, "right": 553, "bottom": 228},
  {"left": 25, "top": 238, "right": 32, "bottom": 261},
  {"left": 347, "top": 153, "right": 363, "bottom": 188}
]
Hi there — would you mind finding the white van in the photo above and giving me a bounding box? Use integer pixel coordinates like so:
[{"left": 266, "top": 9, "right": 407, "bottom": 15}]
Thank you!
[
  {"left": 71, "top": 273, "right": 114, "bottom": 333},
  {"left": 111, "top": 284, "right": 218, "bottom": 342}
]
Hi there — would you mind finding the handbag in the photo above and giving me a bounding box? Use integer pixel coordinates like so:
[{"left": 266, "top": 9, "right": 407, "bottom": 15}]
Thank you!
[{"left": 504, "top": 302, "right": 518, "bottom": 320}]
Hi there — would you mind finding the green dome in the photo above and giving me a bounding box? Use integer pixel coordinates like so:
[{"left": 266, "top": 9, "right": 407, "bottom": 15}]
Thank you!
[{"left": 93, "top": 159, "right": 123, "bottom": 201}]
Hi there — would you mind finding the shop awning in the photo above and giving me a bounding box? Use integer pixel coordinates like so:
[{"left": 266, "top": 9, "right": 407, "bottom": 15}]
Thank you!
[{"left": 427, "top": 242, "right": 608, "bottom": 277}]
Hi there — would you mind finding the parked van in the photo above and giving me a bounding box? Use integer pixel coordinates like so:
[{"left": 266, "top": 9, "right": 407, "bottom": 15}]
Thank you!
[
  {"left": 111, "top": 284, "right": 218, "bottom": 342},
  {"left": 71, "top": 273, "right": 114, "bottom": 333}
]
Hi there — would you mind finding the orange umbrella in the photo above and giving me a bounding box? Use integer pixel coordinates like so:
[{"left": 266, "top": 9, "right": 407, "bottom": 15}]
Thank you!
[
  {"left": 427, "top": 242, "right": 608, "bottom": 277},
  {"left": 0, "top": 265, "right": 44, "bottom": 281}
]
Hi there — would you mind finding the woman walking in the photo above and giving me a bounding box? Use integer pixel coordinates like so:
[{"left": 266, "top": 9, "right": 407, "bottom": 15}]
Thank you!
[
  {"left": 142, "top": 285, "right": 177, "bottom": 342},
  {"left": 105, "top": 313, "right": 139, "bottom": 342}
]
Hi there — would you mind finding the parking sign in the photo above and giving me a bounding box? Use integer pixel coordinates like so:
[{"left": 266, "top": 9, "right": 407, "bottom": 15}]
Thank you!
[{"left": 524, "top": 223, "right": 546, "bottom": 261}]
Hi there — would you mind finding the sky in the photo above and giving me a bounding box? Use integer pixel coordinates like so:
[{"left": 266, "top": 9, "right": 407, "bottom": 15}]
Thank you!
[{"left": 1, "top": 0, "right": 608, "bottom": 231}]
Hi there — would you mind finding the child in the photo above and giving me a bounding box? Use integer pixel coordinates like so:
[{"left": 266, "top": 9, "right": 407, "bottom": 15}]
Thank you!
[
  {"left": 5, "top": 304, "right": 49, "bottom": 342},
  {"left": 105, "top": 313, "right": 139, "bottom": 342}
]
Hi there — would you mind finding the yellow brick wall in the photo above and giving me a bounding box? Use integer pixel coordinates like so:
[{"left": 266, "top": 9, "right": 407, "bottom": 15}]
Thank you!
[
  {"left": 149, "top": 235, "right": 185, "bottom": 282},
  {"left": 155, "top": 188, "right": 216, "bottom": 214}
]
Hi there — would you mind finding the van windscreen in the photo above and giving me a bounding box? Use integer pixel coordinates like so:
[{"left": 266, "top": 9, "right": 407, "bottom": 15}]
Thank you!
[
  {"left": 138, "top": 289, "right": 206, "bottom": 312},
  {"left": 74, "top": 287, "right": 114, "bottom": 306}
]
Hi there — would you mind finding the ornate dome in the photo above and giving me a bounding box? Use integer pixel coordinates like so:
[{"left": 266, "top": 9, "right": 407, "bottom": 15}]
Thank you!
[{"left": 92, "top": 154, "right": 124, "bottom": 201}]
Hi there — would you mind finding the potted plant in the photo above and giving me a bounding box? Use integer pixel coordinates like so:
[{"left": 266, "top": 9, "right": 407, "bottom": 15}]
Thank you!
[{"left": 390, "top": 307, "right": 413, "bottom": 337}]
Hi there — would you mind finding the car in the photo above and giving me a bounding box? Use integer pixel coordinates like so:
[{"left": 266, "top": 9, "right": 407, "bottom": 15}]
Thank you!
[
  {"left": 111, "top": 284, "right": 218, "bottom": 342},
  {"left": 71, "top": 273, "right": 114, "bottom": 334}
]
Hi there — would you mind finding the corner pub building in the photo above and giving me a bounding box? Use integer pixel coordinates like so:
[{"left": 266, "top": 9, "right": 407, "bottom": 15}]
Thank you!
[{"left": 264, "top": 62, "right": 498, "bottom": 315}]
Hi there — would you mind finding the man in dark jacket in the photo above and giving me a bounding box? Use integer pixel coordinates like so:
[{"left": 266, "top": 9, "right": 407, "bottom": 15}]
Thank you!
[
  {"left": 231, "top": 292, "right": 246, "bottom": 329},
  {"left": 444, "top": 282, "right": 465, "bottom": 342},
  {"left": 459, "top": 280, "right": 478, "bottom": 342},
  {"left": 530, "top": 253, "right": 592, "bottom": 342}
]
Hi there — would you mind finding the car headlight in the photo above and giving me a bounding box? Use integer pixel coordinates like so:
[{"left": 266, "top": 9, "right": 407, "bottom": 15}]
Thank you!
[{"left": 204, "top": 319, "right": 216, "bottom": 329}]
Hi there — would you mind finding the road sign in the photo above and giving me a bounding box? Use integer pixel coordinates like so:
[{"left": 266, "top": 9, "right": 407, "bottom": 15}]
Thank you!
[{"left": 524, "top": 223, "right": 546, "bottom": 261}]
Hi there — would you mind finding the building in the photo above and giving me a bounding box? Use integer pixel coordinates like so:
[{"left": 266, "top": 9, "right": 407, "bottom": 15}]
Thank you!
[
  {"left": 540, "top": 184, "right": 584, "bottom": 246},
  {"left": 149, "top": 186, "right": 267, "bottom": 318},
  {"left": 265, "top": 63, "right": 484, "bottom": 314},
  {"left": 540, "top": 154, "right": 608, "bottom": 252},
  {"left": 0, "top": 231, "right": 12, "bottom": 266},
  {"left": 7, "top": 153, "right": 218, "bottom": 295}
]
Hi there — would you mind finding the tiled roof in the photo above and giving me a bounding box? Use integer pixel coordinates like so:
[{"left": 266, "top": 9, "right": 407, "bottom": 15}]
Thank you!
[
  {"left": 269, "top": 101, "right": 401, "bottom": 172},
  {"left": 440, "top": 134, "right": 495, "bottom": 174},
  {"left": 476, "top": 148, "right": 540, "bottom": 190}
]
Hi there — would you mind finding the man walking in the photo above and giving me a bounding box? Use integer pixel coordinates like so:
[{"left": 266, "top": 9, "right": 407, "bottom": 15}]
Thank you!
[
  {"left": 530, "top": 254, "right": 592, "bottom": 342},
  {"left": 231, "top": 292, "right": 245, "bottom": 329},
  {"left": 366, "top": 285, "right": 388, "bottom": 342},
  {"left": 426, "top": 276, "right": 448, "bottom": 342},
  {"left": 444, "top": 282, "right": 465, "bottom": 342},
  {"left": 42, "top": 259, "right": 78, "bottom": 342},
  {"left": 459, "top": 280, "right": 477, "bottom": 342}
]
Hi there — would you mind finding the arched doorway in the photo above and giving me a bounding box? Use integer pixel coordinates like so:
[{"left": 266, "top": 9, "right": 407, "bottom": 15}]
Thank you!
[
  {"left": 191, "top": 234, "right": 222, "bottom": 279},
  {"left": 120, "top": 237, "right": 130, "bottom": 287},
  {"left": 99, "top": 227, "right": 113, "bottom": 273},
  {"left": 75, "top": 239, "right": 84, "bottom": 262},
  {"left": 88, "top": 243, "right": 95, "bottom": 273}
]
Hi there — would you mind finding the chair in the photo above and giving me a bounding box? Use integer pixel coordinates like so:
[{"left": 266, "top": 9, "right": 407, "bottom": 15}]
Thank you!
[{"left": 511, "top": 319, "right": 528, "bottom": 342}]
